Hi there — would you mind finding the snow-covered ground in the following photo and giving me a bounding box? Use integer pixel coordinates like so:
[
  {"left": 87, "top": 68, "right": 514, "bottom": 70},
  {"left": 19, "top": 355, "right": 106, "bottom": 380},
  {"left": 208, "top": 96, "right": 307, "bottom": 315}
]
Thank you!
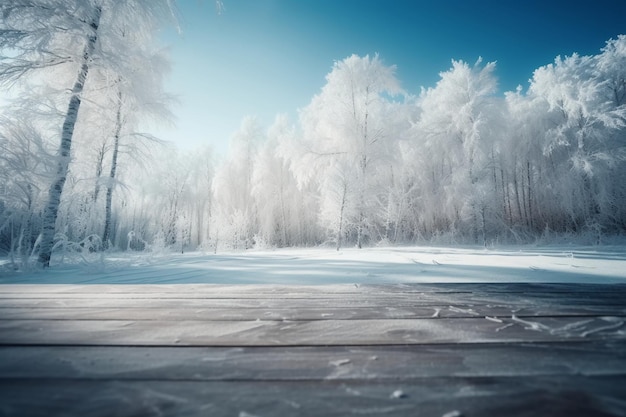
[{"left": 1, "top": 245, "right": 626, "bottom": 284}]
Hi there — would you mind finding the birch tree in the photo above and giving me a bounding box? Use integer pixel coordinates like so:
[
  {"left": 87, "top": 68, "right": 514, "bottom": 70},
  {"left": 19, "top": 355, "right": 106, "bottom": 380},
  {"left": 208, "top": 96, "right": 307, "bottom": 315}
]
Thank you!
[
  {"left": 251, "top": 115, "right": 302, "bottom": 247},
  {"left": 299, "top": 54, "right": 402, "bottom": 249},
  {"left": 417, "top": 58, "right": 498, "bottom": 241},
  {"left": 0, "top": 0, "right": 176, "bottom": 266},
  {"left": 0, "top": 117, "right": 53, "bottom": 264},
  {"left": 528, "top": 44, "right": 626, "bottom": 233},
  {"left": 212, "top": 116, "right": 263, "bottom": 250}
]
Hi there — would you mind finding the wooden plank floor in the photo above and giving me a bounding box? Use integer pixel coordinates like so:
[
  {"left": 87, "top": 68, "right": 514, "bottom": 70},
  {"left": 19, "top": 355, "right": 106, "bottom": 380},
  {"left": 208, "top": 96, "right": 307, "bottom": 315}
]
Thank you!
[{"left": 0, "top": 283, "right": 625, "bottom": 416}]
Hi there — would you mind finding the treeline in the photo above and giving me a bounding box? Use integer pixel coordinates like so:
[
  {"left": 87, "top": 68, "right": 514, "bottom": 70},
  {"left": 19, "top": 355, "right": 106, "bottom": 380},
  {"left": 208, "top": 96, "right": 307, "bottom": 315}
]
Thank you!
[{"left": 2, "top": 34, "right": 626, "bottom": 265}]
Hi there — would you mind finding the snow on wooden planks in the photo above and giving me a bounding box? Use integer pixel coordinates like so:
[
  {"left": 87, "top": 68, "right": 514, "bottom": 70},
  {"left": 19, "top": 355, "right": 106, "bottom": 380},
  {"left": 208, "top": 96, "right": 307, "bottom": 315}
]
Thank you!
[{"left": 0, "top": 283, "right": 625, "bottom": 416}]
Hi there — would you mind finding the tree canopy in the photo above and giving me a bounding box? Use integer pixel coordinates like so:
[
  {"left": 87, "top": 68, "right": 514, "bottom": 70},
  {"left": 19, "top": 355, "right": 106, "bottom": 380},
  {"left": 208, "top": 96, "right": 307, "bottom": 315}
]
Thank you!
[{"left": 1, "top": 21, "right": 625, "bottom": 268}]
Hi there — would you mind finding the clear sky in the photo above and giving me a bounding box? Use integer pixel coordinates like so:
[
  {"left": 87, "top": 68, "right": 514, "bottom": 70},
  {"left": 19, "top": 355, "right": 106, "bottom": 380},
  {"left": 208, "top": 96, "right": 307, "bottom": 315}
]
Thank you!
[{"left": 160, "top": 0, "right": 626, "bottom": 155}]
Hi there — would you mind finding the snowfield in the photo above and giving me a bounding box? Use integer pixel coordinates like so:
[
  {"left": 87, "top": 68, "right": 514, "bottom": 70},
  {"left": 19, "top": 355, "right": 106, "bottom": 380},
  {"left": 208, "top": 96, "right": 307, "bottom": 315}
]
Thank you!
[{"left": 2, "top": 245, "right": 626, "bottom": 285}]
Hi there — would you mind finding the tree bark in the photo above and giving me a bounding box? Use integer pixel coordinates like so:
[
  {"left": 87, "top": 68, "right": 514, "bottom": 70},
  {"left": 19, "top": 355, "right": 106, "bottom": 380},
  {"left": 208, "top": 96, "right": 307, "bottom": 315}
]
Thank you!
[
  {"left": 279, "top": 175, "right": 288, "bottom": 247},
  {"left": 102, "top": 87, "right": 122, "bottom": 249},
  {"left": 501, "top": 168, "right": 511, "bottom": 226},
  {"left": 92, "top": 141, "right": 107, "bottom": 203},
  {"left": 526, "top": 161, "right": 534, "bottom": 230},
  {"left": 336, "top": 182, "right": 347, "bottom": 251},
  {"left": 38, "top": 6, "right": 101, "bottom": 267}
]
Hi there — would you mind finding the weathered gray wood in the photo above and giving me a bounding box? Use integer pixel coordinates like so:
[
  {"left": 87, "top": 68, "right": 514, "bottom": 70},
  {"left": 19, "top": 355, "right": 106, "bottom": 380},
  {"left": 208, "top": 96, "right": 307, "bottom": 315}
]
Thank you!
[
  {"left": 1, "top": 376, "right": 624, "bottom": 417},
  {"left": 0, "top": 284, "right": 371, "bottom": 296},
  {"left": 0, "top": 297, "right": 445, "bottom": 309},
  {"left": 1, "top": 294, "right": 624, "bottom": 311},
  {"left": 0, "top": 290, "right": 383, "bottom": 299},
  {"left": 2, "top": 282, "right": 625, "bottom": 294},
  {"left": 1, "top": 341, "right": 625, "bottom": 381},
  {"left": 0, "top": 304, "right": 623, "bottom": 321},
  {"left": 1, "top": 282, "right": 625, "bottom": 417},
  {"left": 0, "top": 316, "right": 624, "bottom": 346}
]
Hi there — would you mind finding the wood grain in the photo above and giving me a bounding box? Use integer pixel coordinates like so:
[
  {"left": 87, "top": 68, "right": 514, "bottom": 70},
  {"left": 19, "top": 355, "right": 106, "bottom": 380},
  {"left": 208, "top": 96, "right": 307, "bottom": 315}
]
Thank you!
[
  {"left": 1, "top": 341, "right": 625, "bottom": 380},
  {"left": 1, "top": 377, "right": 624, "bottom": 417},
  {"left": 0, "top": 282, "right": 625, "bottom": 416}
]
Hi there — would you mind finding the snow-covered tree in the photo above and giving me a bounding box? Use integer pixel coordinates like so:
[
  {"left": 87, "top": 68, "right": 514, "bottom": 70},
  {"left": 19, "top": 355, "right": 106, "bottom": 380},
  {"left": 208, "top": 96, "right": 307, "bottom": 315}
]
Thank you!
[
  {"left": 298, "top": 54, "right": 403, "bottom": 249},
  {"left": 500, "top": 88, "right": 548, "bottom": 234},
  {"left": 184, "top": 146, "right": 216, "bottom": 249},
  {"left": 251, "top": 115, "right": 301, "bottom": 247},
  {"left": 416, "top": 58, "right": 499, "bottom": 242},
  {"left": 528, "top": 45, "right": 626, "bottom": 233},
  {"left": 212, "top": 116, "right": 264, "bottom": 250},
  {"left": 0, "top": 0, "right": 177, "bottom": 266},
  {"left": 0, "top": 117, "right": 53, "bottom": 263}
]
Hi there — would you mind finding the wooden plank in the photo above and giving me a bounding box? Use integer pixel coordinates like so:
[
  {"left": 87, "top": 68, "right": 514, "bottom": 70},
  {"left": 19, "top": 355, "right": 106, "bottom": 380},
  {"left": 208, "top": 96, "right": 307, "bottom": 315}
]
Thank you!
[
  {"left": 381, "top": 282, "right": 626, "bottom": 294},
  {"left": 0, "top": 297, "right": 449, "bottom": 309},
  {"left": 2, "top": 282, "right": 625, "bottom": 294},
  {"left": 0, "top": 304, "right": 623, "bottom": 321},
  {"left": 1, "top": 292, "right": 624, "bottom": 310},
  {"left": 0, "top": 297, "right": 453, "bottom": 310},
  {"left": 0, "top": 291, "right": 390, "bottom": 299},
  {"left": 1, "top": 341, "right": 625, "bottom": 381},
  {"left": 2, "top": 290, "right": 626, "bottom": 305},
  {"left": 0, "top": 284, "right": 375, "bottom": 296},
  {"left": 1, "top": 376, "right": 624, "bottom": 417},
  {"left": 0, "top": 316, "right": 623, "bottom": 346},
  {"left": 0, "top": 283, "right": 624, "bottom": 417}
]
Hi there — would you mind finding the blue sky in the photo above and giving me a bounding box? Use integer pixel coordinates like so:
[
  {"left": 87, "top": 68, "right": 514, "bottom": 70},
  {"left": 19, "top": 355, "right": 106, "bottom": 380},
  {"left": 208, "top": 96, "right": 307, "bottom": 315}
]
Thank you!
[{"left": 161, "top": 0, "right": 626, "bottom": 154}]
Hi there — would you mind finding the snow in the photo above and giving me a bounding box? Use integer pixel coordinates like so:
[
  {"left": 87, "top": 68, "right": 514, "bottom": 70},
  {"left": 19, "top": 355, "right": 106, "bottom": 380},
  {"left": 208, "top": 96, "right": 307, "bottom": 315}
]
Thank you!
[
  {"left": 442, "top": 411, "right": 463, "bottom": 417},
  {"left": 390, "top": 389, "right": 408, "bottom": 399},
  {"left": 1, "top": 245, "right": 625, "bottom": 285}
]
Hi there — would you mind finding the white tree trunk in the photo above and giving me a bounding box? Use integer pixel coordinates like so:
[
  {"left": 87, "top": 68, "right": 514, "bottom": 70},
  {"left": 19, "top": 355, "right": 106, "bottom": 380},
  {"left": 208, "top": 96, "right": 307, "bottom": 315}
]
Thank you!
[
  {"left": 38, "top": 6, "right": 101, "bottom": 267},
  {"left": 103, "top": 88, "right": 122, "bottom": 249},
  {"left": 336, "top": 182, "right": 347, "bottom": 251}
]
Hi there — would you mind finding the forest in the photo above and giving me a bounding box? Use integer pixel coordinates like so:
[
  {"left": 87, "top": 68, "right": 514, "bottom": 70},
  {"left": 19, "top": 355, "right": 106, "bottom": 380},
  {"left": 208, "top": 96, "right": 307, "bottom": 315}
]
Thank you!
[{"left": 1, "top": 1, "right": 625, "bottom": 269}]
